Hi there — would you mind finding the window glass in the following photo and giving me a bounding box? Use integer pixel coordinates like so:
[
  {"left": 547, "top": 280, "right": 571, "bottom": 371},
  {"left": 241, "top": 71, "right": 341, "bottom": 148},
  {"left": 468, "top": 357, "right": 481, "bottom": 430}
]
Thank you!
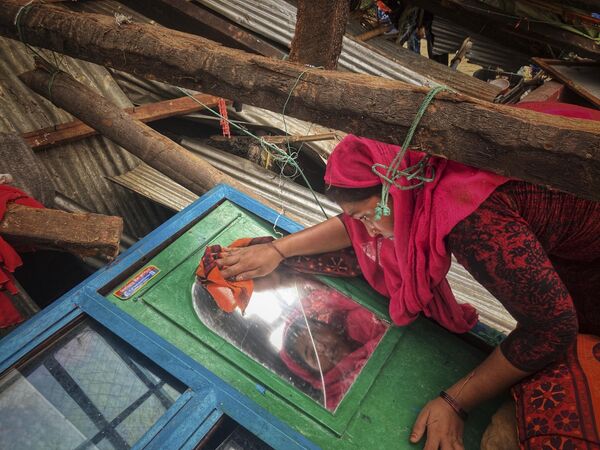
[
  {"left": 193, "top": 268, "right": 388, "bottom": 411},
  {"left": 0, "top": 319, "right": 185, "bottom": 450}
]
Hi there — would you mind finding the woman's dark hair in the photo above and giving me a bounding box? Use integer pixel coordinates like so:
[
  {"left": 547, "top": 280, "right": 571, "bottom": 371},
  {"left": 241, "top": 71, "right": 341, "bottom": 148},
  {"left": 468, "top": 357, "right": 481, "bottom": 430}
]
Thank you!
[{"left": 325, "top": 184, "right": 382, "bottom": 204}]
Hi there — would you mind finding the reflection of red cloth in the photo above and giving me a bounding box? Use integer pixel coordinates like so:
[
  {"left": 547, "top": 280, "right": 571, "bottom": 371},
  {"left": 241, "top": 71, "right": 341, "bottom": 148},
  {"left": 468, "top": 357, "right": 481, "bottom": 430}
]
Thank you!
[
  {"left": 513, "top": 334, "right": 600, "bottom": 449},
  {"left": 0, "top": 186, "right": 44, "bottom": 328},
  {"left": 279, "top": 289, "right": 386, "bottom": 409},
  {"left": 324, "top": 135, "right": 507, "bottom": 333}
]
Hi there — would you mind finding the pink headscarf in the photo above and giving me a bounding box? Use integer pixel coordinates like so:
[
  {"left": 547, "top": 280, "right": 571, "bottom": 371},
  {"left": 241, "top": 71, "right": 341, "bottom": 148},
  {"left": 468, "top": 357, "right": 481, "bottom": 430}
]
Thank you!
[{"left": 324, "top": 136, "right": 507, "bottom": 333}]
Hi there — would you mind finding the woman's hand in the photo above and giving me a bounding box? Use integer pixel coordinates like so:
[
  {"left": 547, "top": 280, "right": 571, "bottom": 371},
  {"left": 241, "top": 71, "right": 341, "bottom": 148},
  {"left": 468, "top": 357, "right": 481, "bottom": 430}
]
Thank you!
[
  {"left": 410, "top": 397, "right": 465, "bottom": 450},
  {"left": 218, "top": 243, "right": 283, "bottom": 281}
]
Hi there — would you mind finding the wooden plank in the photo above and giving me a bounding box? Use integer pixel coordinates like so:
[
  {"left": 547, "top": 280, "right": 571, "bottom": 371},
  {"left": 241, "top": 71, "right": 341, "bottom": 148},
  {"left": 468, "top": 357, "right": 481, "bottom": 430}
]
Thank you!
[
  {"left": 210, "top": 132, "right": 337, "bottom": 145},
  {"left": 355, "top": 26, "right": 391, "bottom": 42},
  {"left": 522, "top": 80, "right": 565, "bottom": 103},
  {"left": 21, "top": 93, "right": 223, "bottom": 150},
  {"left": 532, "top": 58, "right": 600, "bottom": 109},
  {"left": 18, "top": 66, "right": 286, "bottom": 217},
  {"left": 289, "top": 0, "right": 349, "bottom": 69},
  {"left": 1, "top": 2, "right": 600, "bottom": 200},
  {"left": 0, "top": 204, "right": 122, "bottom": 259}
]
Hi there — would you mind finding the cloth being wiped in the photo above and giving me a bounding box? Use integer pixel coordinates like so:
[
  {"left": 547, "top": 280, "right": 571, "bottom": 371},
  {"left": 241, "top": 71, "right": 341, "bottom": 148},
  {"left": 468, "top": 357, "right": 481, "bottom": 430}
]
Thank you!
[{"left": 196, "top": 237, "right": 362, "bottom": 313}]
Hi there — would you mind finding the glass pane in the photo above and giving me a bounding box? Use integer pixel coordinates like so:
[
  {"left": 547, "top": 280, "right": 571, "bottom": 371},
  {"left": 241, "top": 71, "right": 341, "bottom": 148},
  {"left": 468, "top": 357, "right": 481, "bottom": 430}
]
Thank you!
[
  {"left": 0, "top": 319, "right": 186, "bottom": 450},
  {"left": 193, "top": 268, "right": 388, "bottom": 411}
]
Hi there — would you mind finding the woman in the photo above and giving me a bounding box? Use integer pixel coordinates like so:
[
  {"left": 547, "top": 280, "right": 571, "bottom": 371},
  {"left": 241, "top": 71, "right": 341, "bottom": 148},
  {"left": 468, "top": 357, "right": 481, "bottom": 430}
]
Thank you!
[{"left": 217, "top": 102, "right": 600, "bottom": 448}]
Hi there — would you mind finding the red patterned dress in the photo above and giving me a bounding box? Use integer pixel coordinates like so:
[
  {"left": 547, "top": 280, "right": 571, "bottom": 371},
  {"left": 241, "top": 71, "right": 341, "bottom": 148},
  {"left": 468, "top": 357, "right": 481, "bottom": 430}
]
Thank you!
[{"left": 449, "top": 181, "right": 600, "bottom": 450}]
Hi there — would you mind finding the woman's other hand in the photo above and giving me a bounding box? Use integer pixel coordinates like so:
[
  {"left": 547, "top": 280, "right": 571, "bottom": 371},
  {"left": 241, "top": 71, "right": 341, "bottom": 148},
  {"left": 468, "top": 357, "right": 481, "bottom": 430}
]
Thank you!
[
  {"left": 410, "top": 397, "right": 465, "bottom": 450},
  {"left": 218, "top": 243, "right": 283, "bottom": 281}
]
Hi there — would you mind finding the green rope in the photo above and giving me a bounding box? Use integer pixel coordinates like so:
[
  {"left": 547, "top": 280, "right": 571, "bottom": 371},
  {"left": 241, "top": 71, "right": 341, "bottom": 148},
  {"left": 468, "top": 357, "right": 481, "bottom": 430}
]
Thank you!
[
  {"left": 373, "top": 85, "right": 454, "bottom": 221},
  {"left": 176, "top": 78, "right": 329, "bottom": 219}
]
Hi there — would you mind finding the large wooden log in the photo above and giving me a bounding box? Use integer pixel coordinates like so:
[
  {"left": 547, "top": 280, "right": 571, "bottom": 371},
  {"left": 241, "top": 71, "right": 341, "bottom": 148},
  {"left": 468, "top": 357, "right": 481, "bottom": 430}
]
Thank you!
[
  {"left": 2, "top": 1, "right": 600, "bottom": 200},
  {"left": 289, "top": 0, "right": 349, "bottom": 69},
  {"left": 1, "top": 204, "right": 122, "bottom": 259},
  {"left": 19, "top": 67, "right": 274, "bottom": 208}
]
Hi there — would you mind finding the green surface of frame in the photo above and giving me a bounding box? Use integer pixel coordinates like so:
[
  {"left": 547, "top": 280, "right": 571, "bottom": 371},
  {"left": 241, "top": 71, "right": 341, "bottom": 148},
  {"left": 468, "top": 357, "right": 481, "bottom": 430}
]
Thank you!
[{"left": 106, "top": 200, "right": 501, "bottom": 449}]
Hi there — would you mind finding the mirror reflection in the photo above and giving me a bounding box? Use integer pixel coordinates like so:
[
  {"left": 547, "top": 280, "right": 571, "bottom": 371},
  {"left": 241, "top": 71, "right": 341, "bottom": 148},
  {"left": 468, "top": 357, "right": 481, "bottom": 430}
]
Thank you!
[{"left": 192, "top": 268, "right": 388, "bottom": 411}]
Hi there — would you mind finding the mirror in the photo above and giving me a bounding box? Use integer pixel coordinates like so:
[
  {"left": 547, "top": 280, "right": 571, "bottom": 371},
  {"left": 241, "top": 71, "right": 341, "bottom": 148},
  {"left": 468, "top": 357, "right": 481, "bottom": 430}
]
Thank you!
[{"left": 192, "top": 268, "right": 388, "bottom": 411}]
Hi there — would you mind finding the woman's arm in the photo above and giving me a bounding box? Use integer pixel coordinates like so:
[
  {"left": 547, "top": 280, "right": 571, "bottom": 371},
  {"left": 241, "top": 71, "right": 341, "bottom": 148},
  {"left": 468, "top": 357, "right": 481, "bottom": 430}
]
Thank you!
[
  {"left": 410, "top": 347, "right": 528, "bottom": 448},
  {"left": 411, "top": 194, "right": 579, "bottom": 449},
  {"left": 219, "top": 216, "right": 351, "bottom": 280}
]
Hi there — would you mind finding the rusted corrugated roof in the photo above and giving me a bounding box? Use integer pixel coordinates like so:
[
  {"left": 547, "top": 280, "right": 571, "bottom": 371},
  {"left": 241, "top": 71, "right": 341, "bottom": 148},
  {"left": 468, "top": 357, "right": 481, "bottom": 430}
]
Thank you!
[
  {"left": 0, "top": 37, "right": 170, "bottom": 238},
  {"left": 431, "top": 16, "right": 530, "bottom": 71},
  {"left": 197, "top": 0, "right": 501, "bottom": 101}
]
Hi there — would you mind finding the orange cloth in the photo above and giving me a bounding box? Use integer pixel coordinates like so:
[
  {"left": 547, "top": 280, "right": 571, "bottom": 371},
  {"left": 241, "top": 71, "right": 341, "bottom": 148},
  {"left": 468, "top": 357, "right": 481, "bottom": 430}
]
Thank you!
[
  {"left": 195, "top": 237, "right": 262, "bottom": 313},
  {"left": 196, "top": 236, "right": 362, "bottom": 313}
]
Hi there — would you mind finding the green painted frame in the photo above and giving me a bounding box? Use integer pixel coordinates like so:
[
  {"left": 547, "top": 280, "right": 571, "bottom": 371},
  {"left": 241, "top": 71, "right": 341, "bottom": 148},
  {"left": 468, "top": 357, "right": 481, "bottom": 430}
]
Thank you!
[{"left": 106, "top": 200, "right": 403, "bottom": 436}]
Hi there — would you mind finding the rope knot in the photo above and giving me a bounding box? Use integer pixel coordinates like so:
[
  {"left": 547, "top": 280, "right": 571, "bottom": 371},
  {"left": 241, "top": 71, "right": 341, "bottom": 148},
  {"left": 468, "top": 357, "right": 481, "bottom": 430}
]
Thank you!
[{"left": 372, "top": 85, "right": 453, "bottom": 221}]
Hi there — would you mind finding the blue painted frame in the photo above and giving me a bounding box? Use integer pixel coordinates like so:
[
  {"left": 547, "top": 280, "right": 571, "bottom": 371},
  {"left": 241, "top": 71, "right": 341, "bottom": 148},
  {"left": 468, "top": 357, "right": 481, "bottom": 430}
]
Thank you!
[{"left": 0, "top": 184, "right": 319, "bottom": 450}]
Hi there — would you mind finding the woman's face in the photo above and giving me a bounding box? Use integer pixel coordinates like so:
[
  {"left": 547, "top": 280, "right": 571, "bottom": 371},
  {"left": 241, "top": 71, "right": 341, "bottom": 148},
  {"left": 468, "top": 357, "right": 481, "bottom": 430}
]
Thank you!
[
  {"left": 339, "top": 195, "right": 394, "bottom": 239},
  {"left": 292, "top": 323, "right": 353, "bottom": 373}
]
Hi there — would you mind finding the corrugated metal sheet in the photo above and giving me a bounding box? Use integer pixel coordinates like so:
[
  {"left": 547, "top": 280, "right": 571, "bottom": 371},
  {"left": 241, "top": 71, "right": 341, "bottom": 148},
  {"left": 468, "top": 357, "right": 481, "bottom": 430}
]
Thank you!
[
  {"left": 197, "top": 0, "right": 435, "bottom": 87},
  {"left": 110, "top": 142, "right": 340, "bottom": 226},
  {"left": 432, "top": 16, "right": 530, "bottom": 71},
  {"left": 110, "top": 164, "right": 198, "bottom": 213},
  {"left": 0, "top": 36, "right": 170, "bottom": 238},
  {"left": 233, "top": 105, "right": 343, "bottom": 162}
]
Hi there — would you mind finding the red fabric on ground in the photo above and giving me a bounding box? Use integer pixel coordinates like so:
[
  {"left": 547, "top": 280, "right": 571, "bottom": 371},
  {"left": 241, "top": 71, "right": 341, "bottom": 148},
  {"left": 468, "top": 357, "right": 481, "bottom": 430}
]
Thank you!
[
  {"left": 324, "top": 135, "right": 507, "bottom": 333},
  {"left": 0, "top": 186, "right": 44, "bottom": 328},
  {"left": 513, "top": 334, "right": 600, "bottom": 450}
]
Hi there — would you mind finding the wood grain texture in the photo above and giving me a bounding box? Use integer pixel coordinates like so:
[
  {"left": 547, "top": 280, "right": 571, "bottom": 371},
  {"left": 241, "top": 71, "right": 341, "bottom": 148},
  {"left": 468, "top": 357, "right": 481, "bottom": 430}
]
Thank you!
[
  {"left": 22, "top": 93, "right": 223, "bottom": 150},
  {"left": 1, "top": 1, "right": 600, "bottom": 199},
  {"left": 0, "top": 203, "right": 122, "bottom": 259}
]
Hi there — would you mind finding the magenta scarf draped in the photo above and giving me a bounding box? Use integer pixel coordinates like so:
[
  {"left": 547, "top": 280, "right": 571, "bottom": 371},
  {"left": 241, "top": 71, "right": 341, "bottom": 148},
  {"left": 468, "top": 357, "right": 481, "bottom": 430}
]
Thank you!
[{"left": 324, "top": 135, "right": 508, "bottom": 333}]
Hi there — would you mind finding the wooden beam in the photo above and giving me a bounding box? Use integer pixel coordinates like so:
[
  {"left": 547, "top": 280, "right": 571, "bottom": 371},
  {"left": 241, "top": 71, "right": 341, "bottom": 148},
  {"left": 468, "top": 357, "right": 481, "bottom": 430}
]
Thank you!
[
  {"left": 355, "top": 26, "right": 391, "bottom": 42},
  {"left": 19, "top": 66, "right": 285, "bottom": 216},
  {"left": 2, "top": 2, "right": 600, "bottom": 200},
  {"left": 210, "top": 132, "right": 337, "bottom": 146},
  {"left": 289, "top": 0, "right": 349, "bottom": 69},
  {"left": 0, "top": 204, "right": 122, "bottom": 259},
  {"left": 21, "top": 93, "right": 223, "bottom": 150}
]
